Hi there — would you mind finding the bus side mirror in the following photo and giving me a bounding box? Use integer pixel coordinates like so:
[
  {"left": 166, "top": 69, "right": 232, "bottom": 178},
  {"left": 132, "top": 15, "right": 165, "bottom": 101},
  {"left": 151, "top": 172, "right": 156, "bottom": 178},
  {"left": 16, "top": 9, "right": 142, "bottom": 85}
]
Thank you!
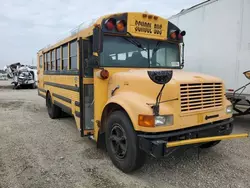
[
  {"left": 93, "top": 26, "right": 103, "bottom": 53},
  {"left": 147, "top": 70, "right": 173, "bottom": 85},
  {"left": 147, "top": 70, "right": 173, "bottom": 116},
  {"left": 243, "top": 71, "right": 250, "bottom": 80}
]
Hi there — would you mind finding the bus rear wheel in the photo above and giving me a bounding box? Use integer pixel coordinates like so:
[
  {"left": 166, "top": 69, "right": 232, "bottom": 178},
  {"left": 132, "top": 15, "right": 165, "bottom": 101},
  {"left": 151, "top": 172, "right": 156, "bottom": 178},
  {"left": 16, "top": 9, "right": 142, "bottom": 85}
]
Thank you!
[
  {"left": 46, "top": 92, "right": 61, "bottom": 119},
  {"left": 105, "top": 111, "right": 146, "bottom": 173}
]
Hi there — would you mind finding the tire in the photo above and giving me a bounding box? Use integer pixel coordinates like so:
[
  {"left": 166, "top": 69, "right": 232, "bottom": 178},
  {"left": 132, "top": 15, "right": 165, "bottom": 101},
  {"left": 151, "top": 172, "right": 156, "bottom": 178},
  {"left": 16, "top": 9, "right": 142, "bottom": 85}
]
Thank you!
[
  {"left": 199, "top": 140, "right": 221, "bottom": 149},
  {"left": 31, "top": 83, "right": 36, "bottom": 89},
  {"left": 105, "top": 111, "right": 146, "bottom": 173},
  {"left": 13, "top": 83, "right": 17, "bottom": 89},
  {"left": 46, "top": 92, "right": 61, "bottom": 119}
]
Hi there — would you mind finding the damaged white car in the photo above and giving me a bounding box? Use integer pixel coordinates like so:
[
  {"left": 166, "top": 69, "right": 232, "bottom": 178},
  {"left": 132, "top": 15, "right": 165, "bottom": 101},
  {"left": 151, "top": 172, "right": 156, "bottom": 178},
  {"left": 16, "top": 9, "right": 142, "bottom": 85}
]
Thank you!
[{"left": 4, "top": 63, "right": 37, "bottom": 89}]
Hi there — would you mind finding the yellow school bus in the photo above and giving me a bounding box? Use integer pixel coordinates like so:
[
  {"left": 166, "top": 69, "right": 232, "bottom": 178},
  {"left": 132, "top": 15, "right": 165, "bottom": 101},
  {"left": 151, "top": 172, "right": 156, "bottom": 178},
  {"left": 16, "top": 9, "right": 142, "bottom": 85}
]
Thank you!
[{"left": 37, "top": 12, "right": 248, "bottom": 173}]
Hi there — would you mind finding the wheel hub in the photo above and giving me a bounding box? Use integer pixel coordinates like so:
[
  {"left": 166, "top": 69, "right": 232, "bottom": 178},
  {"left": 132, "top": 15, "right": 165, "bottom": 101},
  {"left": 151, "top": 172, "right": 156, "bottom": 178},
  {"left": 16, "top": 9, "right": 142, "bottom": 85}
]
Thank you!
[{"left": 109, "top": 124, "right": 128, "bottom": 159}]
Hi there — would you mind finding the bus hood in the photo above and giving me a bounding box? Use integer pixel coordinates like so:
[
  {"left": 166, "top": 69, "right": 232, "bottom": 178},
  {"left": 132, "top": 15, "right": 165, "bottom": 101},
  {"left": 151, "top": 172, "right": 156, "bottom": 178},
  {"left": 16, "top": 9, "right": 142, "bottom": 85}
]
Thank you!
[
  {"left": 109, "top": 69, "right": 223, "bottom": 87},
  {"left": 122, "top": 69, "right": 223, "bottom": 83},
  {"left": 107, "top": 68, "right": 227, "bottom": 132},
  {"left": 108, "top": 68, "right": 224, "bottom": 105}
]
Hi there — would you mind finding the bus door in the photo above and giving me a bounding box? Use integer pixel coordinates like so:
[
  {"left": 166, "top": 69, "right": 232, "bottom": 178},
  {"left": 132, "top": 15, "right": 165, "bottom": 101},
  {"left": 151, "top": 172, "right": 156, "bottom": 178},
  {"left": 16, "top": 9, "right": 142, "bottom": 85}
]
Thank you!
[{"left": 79, "top": 38, "right": 94, "bottom": 136}]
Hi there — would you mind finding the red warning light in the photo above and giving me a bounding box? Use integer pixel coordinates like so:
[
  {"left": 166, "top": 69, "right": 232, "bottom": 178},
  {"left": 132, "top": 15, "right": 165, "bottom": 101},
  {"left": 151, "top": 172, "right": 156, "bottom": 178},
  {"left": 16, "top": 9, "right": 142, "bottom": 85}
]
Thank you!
[{"left": 104, "top": 18, "right": 116, "bottom": 30}]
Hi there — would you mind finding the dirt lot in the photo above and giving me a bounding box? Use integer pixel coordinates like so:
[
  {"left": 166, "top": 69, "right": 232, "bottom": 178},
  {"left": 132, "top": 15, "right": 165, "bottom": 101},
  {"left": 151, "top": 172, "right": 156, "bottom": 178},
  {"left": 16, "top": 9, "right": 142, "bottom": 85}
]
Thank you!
[{"left": 0, "top": 80, "right": 250, "bottom": 188}]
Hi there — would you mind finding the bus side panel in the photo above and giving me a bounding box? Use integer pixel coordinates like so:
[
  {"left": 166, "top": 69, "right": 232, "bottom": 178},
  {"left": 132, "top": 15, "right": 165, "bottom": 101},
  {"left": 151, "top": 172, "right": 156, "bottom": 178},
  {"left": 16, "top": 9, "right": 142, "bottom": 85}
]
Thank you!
[
  {"left": 43, "top": 75, "right": 81, "bottom": 130},
  {"left": 93, "top": 68, "right": 131, "bottom": 141}
]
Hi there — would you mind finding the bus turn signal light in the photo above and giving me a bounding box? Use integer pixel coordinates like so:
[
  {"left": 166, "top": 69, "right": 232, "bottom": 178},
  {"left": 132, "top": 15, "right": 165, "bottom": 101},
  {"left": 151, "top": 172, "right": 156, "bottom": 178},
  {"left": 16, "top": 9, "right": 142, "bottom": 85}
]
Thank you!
[
  {"left": 170, "top": 31, "right": 177, "bottom": 39},
  {"left": 138, "top": 115, "right": 155, "bottom": 127},
  {"left": 170, "top": 30, "right": 186, "bottom": 40},
  {"left": 96, "top": 69, "right": 109, "bottom": 79},
  {"left": 100, "top": 69, "right": 109, "bottom": 79},
  {"left": 116, "top": 20, "right": 126, "bottom": 32}
]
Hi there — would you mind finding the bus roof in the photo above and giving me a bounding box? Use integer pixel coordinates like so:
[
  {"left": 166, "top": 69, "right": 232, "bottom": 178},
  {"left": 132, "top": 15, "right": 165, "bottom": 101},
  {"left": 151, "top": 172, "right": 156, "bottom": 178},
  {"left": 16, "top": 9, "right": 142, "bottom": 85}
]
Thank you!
[
  {"left": 38, "top": 12, "right": 182, "bottom": 54},
  {"left": 38, "top": 12, "right": 128, "bottom": 53}
]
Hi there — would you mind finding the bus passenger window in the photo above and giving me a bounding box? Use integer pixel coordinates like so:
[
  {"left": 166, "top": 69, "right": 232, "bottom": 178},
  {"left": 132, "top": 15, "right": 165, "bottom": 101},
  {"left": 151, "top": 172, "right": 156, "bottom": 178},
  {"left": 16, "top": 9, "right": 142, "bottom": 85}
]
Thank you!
[
  {"left": 43, "top": 54, "right": 46, "bottom": 70},
  {"left": 46, "top": 52, "right": 51, "bottom": 70},
  {"left": 70, "top": 40, "right": 77, "bottom": 70},
  {"left": 39, "top": 55, "right": 42, "bottom": 68},
  {"left": 51, "top": 50, "right": 55, "bottom": 70},
  {"left": 56, "top": 47, "right": 60, "bottom": 70},
  {"left": 62, "top": 44, "right": 68, "bottom": 70}
]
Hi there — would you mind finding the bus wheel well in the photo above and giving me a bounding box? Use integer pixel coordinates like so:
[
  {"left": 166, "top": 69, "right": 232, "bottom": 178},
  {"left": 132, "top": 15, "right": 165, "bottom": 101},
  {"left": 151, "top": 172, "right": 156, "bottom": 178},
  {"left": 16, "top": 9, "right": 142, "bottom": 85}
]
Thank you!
[
  {"left": 101, "top": 103, "right": 130, "bottom": 131},
  {"left": 97, "top": 103, "right": 131, "bottom": 150}
]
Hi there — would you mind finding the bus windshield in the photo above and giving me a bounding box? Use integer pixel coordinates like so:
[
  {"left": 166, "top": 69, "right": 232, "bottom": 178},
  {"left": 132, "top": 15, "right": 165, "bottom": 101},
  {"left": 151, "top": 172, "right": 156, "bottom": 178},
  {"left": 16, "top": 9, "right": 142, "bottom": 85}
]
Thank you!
[{"left": 100, "top": 35, "right": 180, "bottom": 68}]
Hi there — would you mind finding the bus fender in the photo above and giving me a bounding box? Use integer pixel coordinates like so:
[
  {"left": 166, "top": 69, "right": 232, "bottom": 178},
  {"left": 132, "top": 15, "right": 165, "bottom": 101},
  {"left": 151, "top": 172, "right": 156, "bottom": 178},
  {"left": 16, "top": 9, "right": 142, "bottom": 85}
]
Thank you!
[{"left": 101, "top": 92, "right": 153, "bottom": 132}]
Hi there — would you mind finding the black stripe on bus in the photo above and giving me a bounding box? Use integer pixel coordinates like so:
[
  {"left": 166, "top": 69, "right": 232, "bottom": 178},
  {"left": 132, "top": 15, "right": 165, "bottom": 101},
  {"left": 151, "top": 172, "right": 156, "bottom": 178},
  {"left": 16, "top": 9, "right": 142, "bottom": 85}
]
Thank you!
[
  {"left": 52, "top": 93, "right": 71, "bottom": 104},
  {"left": 44, "top": 70, "right": 79, "bottom": 75},
  {"left": 54, "top": 100, "right": 72, "bottom": 114},
  {"left": 38, "top": 88, "right": 46, "bottom": 93},
  {"left": 44, "top": 82, "right": 79, "bottom": 92},
  {"left": 75, "top": 111, "right": 80, "bottom": 118},
  {"left": 75, "top": 101, "right": 80, "bottom": 107}
]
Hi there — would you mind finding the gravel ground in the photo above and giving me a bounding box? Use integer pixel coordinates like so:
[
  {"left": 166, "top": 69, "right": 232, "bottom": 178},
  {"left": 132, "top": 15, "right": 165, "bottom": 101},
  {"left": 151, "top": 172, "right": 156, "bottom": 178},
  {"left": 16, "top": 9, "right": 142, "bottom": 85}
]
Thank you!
[{"left": 0, "top": 80, "right": 250, "bottom": 188}]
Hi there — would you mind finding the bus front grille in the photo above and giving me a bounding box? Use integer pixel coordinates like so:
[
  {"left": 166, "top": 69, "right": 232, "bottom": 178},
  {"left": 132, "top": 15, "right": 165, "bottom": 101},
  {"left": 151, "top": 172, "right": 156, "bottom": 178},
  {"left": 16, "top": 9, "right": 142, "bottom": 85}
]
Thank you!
[{"left": 180, "top": 83, "right": 223, "bottom": 112}]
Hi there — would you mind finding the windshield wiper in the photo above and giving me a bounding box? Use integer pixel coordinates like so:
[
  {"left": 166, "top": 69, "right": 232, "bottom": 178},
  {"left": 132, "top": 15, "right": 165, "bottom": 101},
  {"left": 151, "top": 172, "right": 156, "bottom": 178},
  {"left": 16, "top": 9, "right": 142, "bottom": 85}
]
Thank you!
[
  {"left": 151, "top": 41, "right": 162, "bottom": 56},
  {"left": 121, "top": 32, "right": 147, "bottom": 51}
]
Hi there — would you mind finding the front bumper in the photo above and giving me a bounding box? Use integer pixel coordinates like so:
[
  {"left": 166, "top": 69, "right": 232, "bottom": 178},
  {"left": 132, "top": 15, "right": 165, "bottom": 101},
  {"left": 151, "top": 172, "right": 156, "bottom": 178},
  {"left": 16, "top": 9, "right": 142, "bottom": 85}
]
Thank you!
[
  {"left": 18, "top": 78, "right": 35, "bottom": 85},
  {"left": 138, "top": 118, "right": 248, "bottom": 158}
]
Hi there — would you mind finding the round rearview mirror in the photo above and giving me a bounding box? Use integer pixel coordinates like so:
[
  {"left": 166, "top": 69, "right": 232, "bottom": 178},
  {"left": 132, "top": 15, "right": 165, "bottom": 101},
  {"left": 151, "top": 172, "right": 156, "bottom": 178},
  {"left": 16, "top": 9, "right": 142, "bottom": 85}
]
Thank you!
[
  {"left": 147, "top": 70, "right": 173, "bottom": 85},
  {"left": 243, "top": 71, "right": 250, "bottom": 80}
]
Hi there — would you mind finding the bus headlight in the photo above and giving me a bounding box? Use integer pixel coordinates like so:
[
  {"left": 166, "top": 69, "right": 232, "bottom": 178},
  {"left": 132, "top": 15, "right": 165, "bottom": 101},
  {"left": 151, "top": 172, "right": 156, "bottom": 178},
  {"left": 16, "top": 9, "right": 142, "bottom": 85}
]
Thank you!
[
  {"left": 138, "top": 114, "right": 174, "bottom": 127},
  {"left": 155, "top": 115, "right": 173, "bottom": 126},
  {"left": 226, "top": 105, "right": 233, "bottom": 114}
]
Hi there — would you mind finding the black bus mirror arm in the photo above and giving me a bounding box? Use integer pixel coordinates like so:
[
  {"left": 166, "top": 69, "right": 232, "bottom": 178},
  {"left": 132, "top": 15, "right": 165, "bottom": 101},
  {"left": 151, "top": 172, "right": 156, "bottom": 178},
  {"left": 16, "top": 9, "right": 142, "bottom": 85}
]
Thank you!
[
  {"left": 84, "top": 56, "right": 99, "bottom": 69},
  {"left": 181, "top": 42, "right": 185, "bottom": 69}
]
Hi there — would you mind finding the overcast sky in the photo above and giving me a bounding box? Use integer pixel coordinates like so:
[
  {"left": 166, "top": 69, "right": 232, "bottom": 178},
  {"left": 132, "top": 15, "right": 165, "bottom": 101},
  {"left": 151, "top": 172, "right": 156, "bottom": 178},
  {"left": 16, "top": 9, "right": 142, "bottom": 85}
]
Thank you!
[{"left": 0, "top": 0, "right": 202, "bottom": 68}]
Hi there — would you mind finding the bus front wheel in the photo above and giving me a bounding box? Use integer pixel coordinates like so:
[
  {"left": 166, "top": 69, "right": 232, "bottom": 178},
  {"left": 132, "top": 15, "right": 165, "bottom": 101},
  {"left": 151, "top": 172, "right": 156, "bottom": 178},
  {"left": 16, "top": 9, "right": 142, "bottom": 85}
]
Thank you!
[
  {"left": 46, "top": 92, "right": 61, "bottom": 119},
  {"left": 105, "top": 111, "right": 146, "bottom": 173}
]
